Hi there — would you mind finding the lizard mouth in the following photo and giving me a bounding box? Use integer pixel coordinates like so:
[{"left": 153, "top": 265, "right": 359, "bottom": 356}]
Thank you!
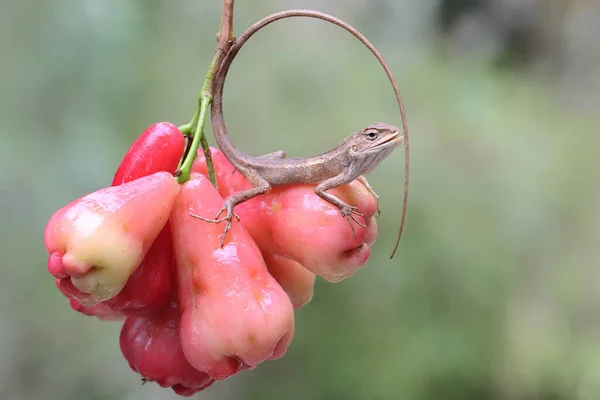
[{"left": 380, "top": 132, "right": 403, "bottom": 147}]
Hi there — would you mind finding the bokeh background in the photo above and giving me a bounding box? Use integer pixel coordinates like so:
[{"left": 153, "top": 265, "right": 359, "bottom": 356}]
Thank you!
[{"left": 2, "top": 0, "right": 600, "bottom": 399}]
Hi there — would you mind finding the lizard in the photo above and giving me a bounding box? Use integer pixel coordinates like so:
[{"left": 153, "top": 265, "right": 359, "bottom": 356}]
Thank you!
[{"left": 192, "top": 10, "right": 410, "bottom": 259}]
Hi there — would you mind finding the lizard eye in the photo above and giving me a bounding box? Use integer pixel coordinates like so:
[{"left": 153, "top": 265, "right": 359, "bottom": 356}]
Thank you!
[{"left": 364, "top": 130, "right": 378, "bottom": 140}]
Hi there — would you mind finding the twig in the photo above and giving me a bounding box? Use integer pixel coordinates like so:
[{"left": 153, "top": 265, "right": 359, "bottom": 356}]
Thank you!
[
  {"left": 216, "top": 0, "right": 236, "bottom": 66},
  {"left": 177, "top": 0, "right": 236, "bottom": 186}
]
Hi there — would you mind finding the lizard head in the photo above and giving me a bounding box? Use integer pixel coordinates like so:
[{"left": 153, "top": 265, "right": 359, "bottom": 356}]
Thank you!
[{"left": 347, "top": 123, "right": 403, "bottom": 175}]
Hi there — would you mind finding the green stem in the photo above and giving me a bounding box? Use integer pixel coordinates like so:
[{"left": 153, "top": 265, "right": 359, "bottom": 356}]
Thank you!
[
  {"left": 199, "top": 133, "right": 217, "bottom": 186},
  {"left": 178, "top": 108, "right": 199, "bottom": 135},
  {"left": 176, "top": 93, "right": 215, "bottom": 186},
  {"left": 176, "top": 53, "right": 221, "bottom": 187}
]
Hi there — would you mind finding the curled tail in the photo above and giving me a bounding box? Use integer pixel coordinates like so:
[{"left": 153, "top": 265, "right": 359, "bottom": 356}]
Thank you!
[{"left": 211, "top": 10, "right": 410, "bottom": 258}]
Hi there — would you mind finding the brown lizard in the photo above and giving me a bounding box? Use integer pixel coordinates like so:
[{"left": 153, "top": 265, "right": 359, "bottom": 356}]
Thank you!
[{"left": 193, "top": 10, "right": 410, "bottom": 259}]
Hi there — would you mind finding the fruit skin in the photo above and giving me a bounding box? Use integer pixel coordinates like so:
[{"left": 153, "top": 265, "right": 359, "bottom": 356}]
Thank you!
[
  {"left": 192, "top": 147, "right": 378, "bottom": 282},
  {"left": 237, "top": 183, "right": 377, "bottom": 282},
  {"left": 262, "top": 252, "right": 315, "bottom": 309},
  {"left": 112, "top": 122, "right": 185, "bottom": 185},
  {"left": 171, "top": 174, "right": 295, "bottom": 380},
  {"left": 103, "top": 225, "right": 175, "bottom": 315},
  {"left": 44, "top": 172, "right": 180, "bottom": 306},
  {"left": 119, "top": 301, "right": 214, "bottom": 396},
  {"left": 65, "top": 294, "right": 126, "bottom": 321},
  {"left": 52, "top": 225, "right": 176, "bottom": 316}
]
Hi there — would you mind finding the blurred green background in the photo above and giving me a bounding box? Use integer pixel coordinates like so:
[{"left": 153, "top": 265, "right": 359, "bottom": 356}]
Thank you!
[{"left": 2, "top": 0, "right": 600, "bottom": 399}]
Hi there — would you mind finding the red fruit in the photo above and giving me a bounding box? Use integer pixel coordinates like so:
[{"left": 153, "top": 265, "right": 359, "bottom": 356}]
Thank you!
[
  {"left": 120, "top": 301, "right": 214, "bottom": 396},
  {"left": 171, "top": 174, "right": 295, "bottom": 380},
  {"left": 113, "top": 122, "right": 185, "bottom": 185},
  {"left": 45, "top": 172, "right": 180, "bottom": 305}
]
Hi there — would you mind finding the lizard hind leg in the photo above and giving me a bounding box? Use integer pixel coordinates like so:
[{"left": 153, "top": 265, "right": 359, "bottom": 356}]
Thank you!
[
  {"left": 314, "top": 175, "right": 368, "bottom": 238},
  {"left": 192, "top": 172, "right": 272, "bottom": 247},
  {"left": 190, "top": 200, "right": 241, "bottom": 247}
]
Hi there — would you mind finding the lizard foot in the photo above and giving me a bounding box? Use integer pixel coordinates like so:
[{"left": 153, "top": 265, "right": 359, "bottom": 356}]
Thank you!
[
  {"left": 190, "top": 206, "right": 240, "bottom": 247},
  {"left": 339, "top": 205, "right": 367, "bottom": 237}
]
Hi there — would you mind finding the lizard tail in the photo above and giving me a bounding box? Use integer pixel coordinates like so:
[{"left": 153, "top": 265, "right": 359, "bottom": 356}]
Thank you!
[
  {"left": 212, "top": 10, "right": 409, "bottom": 258},
  {"left": 211, "top": 40, "right": 247, "bottom": 164}
]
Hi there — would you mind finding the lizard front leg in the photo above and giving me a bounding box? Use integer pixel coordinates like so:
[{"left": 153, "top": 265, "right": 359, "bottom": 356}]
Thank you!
[
  {"left": 314, "top": 173, "right": 367, "bottom": 237},
  {"left": 356, "top": 175, "right": 380, "bottom": 218},
  {"left": 191, "top": 171, "right": 271, "bottom": 246}
]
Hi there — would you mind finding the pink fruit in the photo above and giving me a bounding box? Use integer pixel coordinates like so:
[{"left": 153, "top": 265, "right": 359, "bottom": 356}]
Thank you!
[
  {"left": 262, "top": 252, "right": 315, "bottom": 309},
  {"left": 99, "top": 122, "right": 185, "bottom": 314},
  {"left": 193, "top": 147, "right": 378, "bottom": 282},
  {"left": 59, "top": 278, "right": 126, "bottom": 321},
  {"left": 67, "top": 297, "right": 125, "bottom": 321},
  {"left": 45, "top": 172, "right": 179, "bottom": 305},
  {"left": 239, "top": 183, "right": 377, "bottom": 282},
  {"left": 171, "top": 174, "right": 295, "bottom": 380},
  {"left": 103, "top": 225, "right": 175, "bottom": 315}
]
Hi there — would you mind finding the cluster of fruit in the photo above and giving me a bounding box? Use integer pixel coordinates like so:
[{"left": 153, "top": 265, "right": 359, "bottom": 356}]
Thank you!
[{"left": 43, "top": 122, "right": 379, "bottom": 396}]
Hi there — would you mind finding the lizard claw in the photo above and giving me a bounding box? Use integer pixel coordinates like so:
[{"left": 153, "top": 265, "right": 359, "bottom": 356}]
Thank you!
[
  {"left": 372, "top": 195, "right": 381, "bottom": 219},
  {"left": 374, "top": 206, "right": 381, "bottom": 219},
  {"left": 339, "top": 205, "right": 367, "bottom": 237},
  {"left": 190, "top": 205, "right": 240, "bottom": 247}
]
